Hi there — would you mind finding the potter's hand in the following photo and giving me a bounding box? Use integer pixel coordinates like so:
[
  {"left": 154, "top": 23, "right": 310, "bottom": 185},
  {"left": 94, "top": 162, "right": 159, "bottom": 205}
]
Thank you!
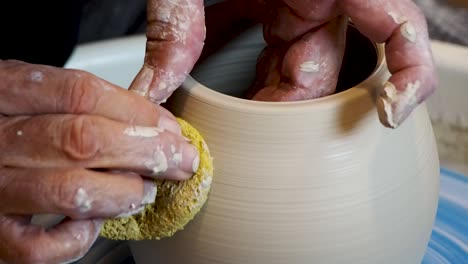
[
  {"left": 129, "top": 0, "right": 205, "bottom": 104},
  {"left": 129, "top": 0, "right": 345, "bottom": 103},
  {"left": 135, "top": 0, "right": 437, "bottom": 128},
  {"left": 0, "top": 60, "right": 199, "bottom": 264}
]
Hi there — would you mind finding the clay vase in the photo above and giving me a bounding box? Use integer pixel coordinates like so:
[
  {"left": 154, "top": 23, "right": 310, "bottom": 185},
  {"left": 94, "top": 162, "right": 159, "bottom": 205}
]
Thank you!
[{"left": 130, "top": 25, "right": 440, "bottom": 264}]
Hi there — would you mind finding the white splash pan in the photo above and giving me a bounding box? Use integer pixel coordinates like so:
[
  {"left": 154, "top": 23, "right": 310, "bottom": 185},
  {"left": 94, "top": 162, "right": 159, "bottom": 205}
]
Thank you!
[{"left": 64, "top": 34, "right": 468, "bottom": 176}]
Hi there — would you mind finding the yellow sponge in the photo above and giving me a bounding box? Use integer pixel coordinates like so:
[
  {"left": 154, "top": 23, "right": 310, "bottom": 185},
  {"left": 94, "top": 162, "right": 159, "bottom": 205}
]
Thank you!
[{"left": 100, "top": 118, "right": 214, "bottom": 240}]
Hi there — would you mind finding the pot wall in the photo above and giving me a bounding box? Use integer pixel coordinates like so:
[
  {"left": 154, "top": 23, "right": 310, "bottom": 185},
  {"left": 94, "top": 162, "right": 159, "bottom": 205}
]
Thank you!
[{"left": 131, "top": 91, "right": 440, "bottom": 264}]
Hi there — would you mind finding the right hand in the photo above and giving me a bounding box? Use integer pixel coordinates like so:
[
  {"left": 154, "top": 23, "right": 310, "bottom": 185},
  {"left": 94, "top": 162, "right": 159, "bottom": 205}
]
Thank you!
[
  {"left": 0, "top": 60, "right": 200, "bottom": 264},
  {"left": 135, "top": 0, "right": 436, "bottom": 129}
]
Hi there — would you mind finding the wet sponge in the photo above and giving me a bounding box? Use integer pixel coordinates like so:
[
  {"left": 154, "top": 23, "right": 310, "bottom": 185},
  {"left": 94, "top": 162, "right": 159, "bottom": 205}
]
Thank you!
[{"left": 100, "top": 118, "right": 214, "bottom": 240}]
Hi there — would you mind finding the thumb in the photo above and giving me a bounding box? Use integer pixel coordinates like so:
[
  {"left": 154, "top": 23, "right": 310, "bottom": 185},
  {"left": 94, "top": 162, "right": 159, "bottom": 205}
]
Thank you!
[{"left": 129, "top": 0, "right": 206, "bottom": 104}]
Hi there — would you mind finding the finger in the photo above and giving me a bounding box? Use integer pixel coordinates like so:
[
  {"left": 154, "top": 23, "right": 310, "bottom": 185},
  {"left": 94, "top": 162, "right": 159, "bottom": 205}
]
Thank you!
[
  {"left": 129, "top": 0, "right": 206, "bottom": 104},
  {"left": 0, "top": 60, "right": 177, "bottom": 128},
  {"left": 0, "top": 167, "right": 157, "bottom": 219},
  {"left": 339, "top": 0, "right": 438, "bottom": 128},
  {"left": 0, "top": 114, "right": 199, "bottom": 179},
  {"left": 0, "top": 215, "right": 101, "bottom": 264},
  {"left": 244, "top": 46, "right": 282, "bottom": 99},
  {"left": 252, "top": 16, "right": 348, "bottom": 101}
]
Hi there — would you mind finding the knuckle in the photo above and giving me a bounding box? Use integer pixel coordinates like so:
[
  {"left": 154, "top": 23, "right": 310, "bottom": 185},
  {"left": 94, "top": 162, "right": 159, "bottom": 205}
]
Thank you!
[
  {"left": 0, "top": 117, "right": 24, "bottom": 165},
  {"left": 52, "top": 171, "right": 84, "bottom": 216},
  {"left": 61, "top": 116, "right": 101, "bottom": 161},
  {"left": 62, "top": 70, "right": 98, "bottom": 114},
  {"left": 147, "top": 20, "right": 181, "bottom": 42}
]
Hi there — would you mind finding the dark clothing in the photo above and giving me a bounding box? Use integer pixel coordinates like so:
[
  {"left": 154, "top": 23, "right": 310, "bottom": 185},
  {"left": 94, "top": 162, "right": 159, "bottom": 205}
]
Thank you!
[{"left": 0, "top": 1, "right": 86, "bottom": 67}]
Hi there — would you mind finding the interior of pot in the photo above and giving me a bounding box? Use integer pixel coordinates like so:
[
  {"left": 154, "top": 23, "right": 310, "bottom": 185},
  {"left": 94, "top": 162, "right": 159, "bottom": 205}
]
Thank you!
[{"left": 190, "top": 24, "right": 378, "bottom": 100}]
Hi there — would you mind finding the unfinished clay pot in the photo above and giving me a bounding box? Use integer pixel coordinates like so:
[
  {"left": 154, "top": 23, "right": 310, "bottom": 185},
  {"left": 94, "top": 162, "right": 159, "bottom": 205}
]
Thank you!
[{"left": 130, "top": 25, "right": 440, "bottom": 264}]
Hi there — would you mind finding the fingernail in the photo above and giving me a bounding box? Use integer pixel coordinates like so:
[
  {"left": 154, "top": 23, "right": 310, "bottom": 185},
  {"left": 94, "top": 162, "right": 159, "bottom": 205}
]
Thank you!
[
  {"left": 381, "top": 81, "right": 397, "bottom": 101},
  {"left": 141, "top": 180, "right": 157, "bottom": 205},
  {"left": 377, "top": 96, "right": 398, "bottom": 129},
  {"left": 192, "top": 153, "right": 200, "bottom": 173},
  {"left": 129, "top": 65, "right": 153, "bottom": 96},
  {"left": 92, "top": 219, "right": 104, "bottom": 230},
  {"left": 158, "top": 115, "right": 181, "bottom": 135},
  {"left": 401, "top": 21, "right": 417, "bottom": 43},
  {"left": 179, "top": 142, "right": 199, "bottom": 175},
  {"left": 116, "top": 205, "right": 146, "bottom": 218},
  {"left": 377, "top": 83, "right": 399, "bottom": 129}
]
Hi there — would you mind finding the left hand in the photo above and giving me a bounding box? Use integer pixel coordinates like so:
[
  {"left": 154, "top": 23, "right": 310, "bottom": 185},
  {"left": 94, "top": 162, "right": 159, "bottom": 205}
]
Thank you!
[
  {"left": 0, "top": 60, "right": 200, "bottom": 264},
  {"left": 131, "top": 0, "right": 437, "bottom": 128}
]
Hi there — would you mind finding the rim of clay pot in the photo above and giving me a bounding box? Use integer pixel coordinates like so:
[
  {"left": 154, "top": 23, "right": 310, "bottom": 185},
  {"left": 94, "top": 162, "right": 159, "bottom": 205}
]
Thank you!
[{"left": 180, "top": 41, "right": 388, "bottom": 115}]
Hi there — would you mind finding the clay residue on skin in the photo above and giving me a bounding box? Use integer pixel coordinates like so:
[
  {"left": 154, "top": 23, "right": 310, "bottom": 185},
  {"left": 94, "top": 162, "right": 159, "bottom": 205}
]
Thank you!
[
  {"left": 123, "top": 126, "right": 163, "bottom": 138},
  {"left": 100, "top": 118, "right": 214, "bottom": 241},
  {"left": 381, "top": 97, "right": 397, "bottom": 128},
  {"left": 150, "top": 0, "right": 195, "bottom": 44},
  {"left": 147, "top": 148, "right": 168, "bottom": 175},
  {"left": 379, "top": 81, "right": 420, "bottom": 128},
  {"left": 299, "top": 61, "right": 320, "bottom": 73},
  {"left": 379, "top": 82, "right": 400, "bottom": 128},
  {"left": 148, "top": 69, "right": 186, "bottom": 104},
  {"left": 158, "top": 82, "right": 168, "bottom": 91},
  {"left": 170, "top": 144, "right": 183, "bottom": 166},
  {"left": 403, "top": 80, "right": 421, "bottom": 107},
  {"left": 170, "top": 48, "right": 189, "bottom": 64},
  {"left": 192, "top": 154, "right": 200, "bottom": 173},
  {"left": 142, "top": 181, "right": 158, "bottom": 204},
  {"left": 401, "top": 21, "right": 417, "bottom": 43},
  {"left": 74, "top": 188, "right": 92, "bottom": 212},
  {"left": 383, "top": 83, "right": 398, "bottom": 100},
  {"left": 156, "top": 69, "right": 181, "bottom": 92},
  {"left": 30, "top": 71, "right": 44, "bottom": 82}
]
